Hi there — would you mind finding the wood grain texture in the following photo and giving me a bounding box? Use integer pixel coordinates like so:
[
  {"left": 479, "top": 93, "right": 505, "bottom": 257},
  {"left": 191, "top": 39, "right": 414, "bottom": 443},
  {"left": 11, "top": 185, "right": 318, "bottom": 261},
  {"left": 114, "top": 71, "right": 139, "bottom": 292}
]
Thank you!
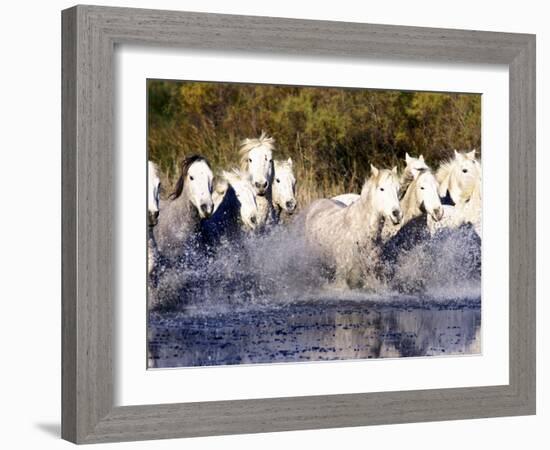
[
  {"left": 61, "top": 4, "right": 536, "bottom": 444},
  {"left": 61, "top": 7, "right": 77, "bottom": 443}
]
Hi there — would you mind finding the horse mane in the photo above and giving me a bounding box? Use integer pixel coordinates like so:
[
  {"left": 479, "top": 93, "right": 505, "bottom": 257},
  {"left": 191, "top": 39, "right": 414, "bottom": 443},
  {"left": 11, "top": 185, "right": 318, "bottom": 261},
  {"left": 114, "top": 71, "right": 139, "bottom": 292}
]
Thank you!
[
  {"left": 435, "top": 157, "right": 454, "bottom": 186},
  {"left": 360, "top": 176, "right": 374, "bottom": 198},
  {"left": 169, "top": 155, "right": 210, "bottom": 200},
  {"left": 361, "top": 168, "right": 399, "bottom": 198},
  {"left": 399, "top": 167, "right": 430, "bottom": 200},
  {"left": 378, "top": 168, "right": 400, "bottom": 186},
  {"left": 436, "top": 151, "right": 481, "bottom": 200},
  {"left": 238, "top": 131, "right": 275, "bottom": 170},
  {"left": 435, "top": 150, "right": 481, "bottom": 184}
]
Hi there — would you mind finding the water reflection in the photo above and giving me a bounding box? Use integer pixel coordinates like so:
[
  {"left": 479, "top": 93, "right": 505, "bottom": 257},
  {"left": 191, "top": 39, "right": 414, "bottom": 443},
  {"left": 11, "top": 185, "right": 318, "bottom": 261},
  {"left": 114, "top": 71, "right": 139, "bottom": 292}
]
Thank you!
[{"left": 148, "top": 299, "right": 480, "bottom": 368}]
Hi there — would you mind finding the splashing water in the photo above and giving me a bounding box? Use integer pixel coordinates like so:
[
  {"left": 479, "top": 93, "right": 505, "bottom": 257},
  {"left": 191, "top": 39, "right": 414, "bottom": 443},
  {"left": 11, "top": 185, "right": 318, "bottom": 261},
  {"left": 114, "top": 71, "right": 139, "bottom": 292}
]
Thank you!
[{"left": 148, "top": 217, "right": 481, "bottom": 367}]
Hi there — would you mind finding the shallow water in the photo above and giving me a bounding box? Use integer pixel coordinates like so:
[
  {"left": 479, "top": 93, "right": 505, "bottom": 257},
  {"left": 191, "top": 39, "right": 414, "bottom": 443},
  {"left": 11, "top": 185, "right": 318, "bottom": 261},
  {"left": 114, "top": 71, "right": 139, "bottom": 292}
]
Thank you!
[
  {"left": 148, "top": 297, "right": 481, "bottom": 368},
  {"left": 148, "top": 218, "right": 482, "bottom": 368}
]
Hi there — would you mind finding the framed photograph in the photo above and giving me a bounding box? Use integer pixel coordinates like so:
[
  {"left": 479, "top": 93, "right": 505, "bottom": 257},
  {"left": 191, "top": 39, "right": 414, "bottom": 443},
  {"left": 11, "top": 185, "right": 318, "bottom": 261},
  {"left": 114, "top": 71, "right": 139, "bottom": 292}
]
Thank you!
[{"left": 62, "top": 5, "right": 536, "bottom": 444}]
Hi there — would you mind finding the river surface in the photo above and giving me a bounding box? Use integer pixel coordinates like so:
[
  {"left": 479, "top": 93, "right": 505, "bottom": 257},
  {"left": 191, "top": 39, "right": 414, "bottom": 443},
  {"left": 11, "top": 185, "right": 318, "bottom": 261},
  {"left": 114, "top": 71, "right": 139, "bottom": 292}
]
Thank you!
[{"left": 148, "top": 297, "right": 480, "bottom": 368}]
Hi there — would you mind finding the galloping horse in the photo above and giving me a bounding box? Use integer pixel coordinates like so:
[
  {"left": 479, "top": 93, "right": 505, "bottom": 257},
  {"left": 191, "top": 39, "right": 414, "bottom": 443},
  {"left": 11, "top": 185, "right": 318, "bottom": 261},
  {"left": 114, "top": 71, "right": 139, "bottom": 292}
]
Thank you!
[
  {"left": 305, "top": 165, "right": 402, "bottom": 287},
  {"left": 202, "top": 169, "right": 259, "bottom": 245},
  {"left": 272, "top": 158, "right": 297, "bottom": 222},
  {"left": 239, "top": 132, "right": 275, "bottom": 227},
  {"left": 155, "top": 155, "right": 214, "bottom": 261}
]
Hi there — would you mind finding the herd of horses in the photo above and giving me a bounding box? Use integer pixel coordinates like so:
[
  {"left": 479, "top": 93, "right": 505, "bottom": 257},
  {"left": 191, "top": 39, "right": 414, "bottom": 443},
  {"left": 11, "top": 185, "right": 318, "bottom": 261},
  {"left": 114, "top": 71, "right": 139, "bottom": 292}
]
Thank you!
[{"left": 147, "top": 132, "right": 482, "bottom": 293}]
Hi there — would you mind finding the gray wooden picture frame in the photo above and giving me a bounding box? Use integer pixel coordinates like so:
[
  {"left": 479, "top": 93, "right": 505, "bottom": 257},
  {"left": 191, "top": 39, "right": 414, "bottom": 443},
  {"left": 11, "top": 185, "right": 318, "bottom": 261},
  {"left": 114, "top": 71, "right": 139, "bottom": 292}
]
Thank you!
[{"left": 62, "top": 4, "right": 536, "bottom": 444}]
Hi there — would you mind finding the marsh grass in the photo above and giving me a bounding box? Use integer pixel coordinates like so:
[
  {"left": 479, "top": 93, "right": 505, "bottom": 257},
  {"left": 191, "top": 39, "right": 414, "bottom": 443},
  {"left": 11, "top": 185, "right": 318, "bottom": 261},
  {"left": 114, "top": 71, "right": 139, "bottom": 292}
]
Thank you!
[{"left": 147, "top": 80, "right": 481, "bottom": 208}]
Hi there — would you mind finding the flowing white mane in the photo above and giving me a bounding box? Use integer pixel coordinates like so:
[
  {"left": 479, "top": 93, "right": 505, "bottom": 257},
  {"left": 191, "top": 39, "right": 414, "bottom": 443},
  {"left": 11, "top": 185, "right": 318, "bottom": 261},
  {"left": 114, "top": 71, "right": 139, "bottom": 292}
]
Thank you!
[
  {"left": 435, "top": 149, "right": 480, "bottom": 204},
  {"left": 238, "top": 131, "right": 276, "bottom": 170},
  {"left": 435, "top": 159, "right": 455, "bottom": 188},
  {"left": 429, "top": 155, "right": 482, "bottom": 237},
  {"left": 399, "top": 168, "right": 425, "bottom": 200}
]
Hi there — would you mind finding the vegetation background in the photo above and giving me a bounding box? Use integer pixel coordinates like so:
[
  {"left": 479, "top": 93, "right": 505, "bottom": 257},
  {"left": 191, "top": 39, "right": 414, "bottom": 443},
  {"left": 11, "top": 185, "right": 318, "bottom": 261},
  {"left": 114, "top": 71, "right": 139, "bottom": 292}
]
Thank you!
[{"left": 148, "top": 80, "right": 481, "bottom": 207}]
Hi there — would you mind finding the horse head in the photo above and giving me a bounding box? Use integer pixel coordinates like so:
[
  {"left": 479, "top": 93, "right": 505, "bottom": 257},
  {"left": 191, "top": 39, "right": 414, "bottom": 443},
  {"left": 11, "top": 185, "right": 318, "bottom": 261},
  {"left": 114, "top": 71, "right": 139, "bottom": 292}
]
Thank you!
[
  {"left": 412, "top": 170, "right": 444, "bottom": 222},
  {"left": 223, "top": 170, "right": 259, "bottom": 231},
  {"left": 405, "top": 153, "right": 429, "bottom": 179},
  {"left": 170, "top": 155, "right": 214, "bottom": 219},
  {"left": 273, "top": 158, "right": 297, "bottom": 214},
  {"left": 369, "top": 165, "right": 402, "bottom": 225},
  {"left": 437, "top": 150, "right": 481, "bottom": 204},
  {"left": 239, "top": 132, "right": 274, "bottom": 196}
]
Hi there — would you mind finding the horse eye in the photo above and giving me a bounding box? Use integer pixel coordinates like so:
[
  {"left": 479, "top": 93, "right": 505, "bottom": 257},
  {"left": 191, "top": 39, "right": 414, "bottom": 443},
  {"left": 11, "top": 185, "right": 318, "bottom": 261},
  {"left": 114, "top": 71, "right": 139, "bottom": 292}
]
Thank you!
[
  {"left": 420, "top": 186, "right": 425, "bottom": 190},
  {"left": 248, "top": 158, "right": 252, "bottom": 163},
  {"left": 189, "top": 176, "right": 194, "bottom": 181},
  {"left": 380, "top": 188, "right": 384, "bottom": 192},
  {"left": 276, "top": 178, "right": 280, "bottom": 183},
  {"left": 462, "top": 169, "right": 468, "bottom": 173}
]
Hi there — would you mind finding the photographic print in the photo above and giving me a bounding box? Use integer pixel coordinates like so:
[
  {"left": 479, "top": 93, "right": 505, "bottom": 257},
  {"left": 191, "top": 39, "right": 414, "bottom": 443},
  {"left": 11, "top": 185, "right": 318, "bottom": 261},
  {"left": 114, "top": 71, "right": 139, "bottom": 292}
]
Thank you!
[{"left": 147, "top": 80, "right": 482, "bottom": 369}]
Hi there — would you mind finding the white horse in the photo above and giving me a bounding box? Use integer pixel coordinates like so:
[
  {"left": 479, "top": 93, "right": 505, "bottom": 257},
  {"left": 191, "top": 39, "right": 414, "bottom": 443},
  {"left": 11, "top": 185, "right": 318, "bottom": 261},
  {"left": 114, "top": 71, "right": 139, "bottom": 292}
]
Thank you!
[
  {"left": 202, "top": 169, "right": 259, "bottom": 243},
  {"left": 436, "top": 149, "right": 481, "bottom": 204},
  {"left": 154, "top": 155, "right": 214, "bottom": 260},
  {"left": 402, "top": 153, "right": 429, "bottom": 182},
  {"left": 381, "top": 167, "right": 444, "bottom": 241},
  {"left": 305, "top": 165, "right": 402, "bottom": 287},
  {"left": 148, "top": 161, "right": 161, "bottom": 276},
  {"left": 331, "top": 153, "right": 429, "bottom": 208},
  {"left": 428, "top": 165, "right": 482, "bottom": 237},
  {"left": 272, "top": 158, "right": 297, "bottom": 222},
  {"left": 239, "top": 132, "right": 275, "bottom": 227}
]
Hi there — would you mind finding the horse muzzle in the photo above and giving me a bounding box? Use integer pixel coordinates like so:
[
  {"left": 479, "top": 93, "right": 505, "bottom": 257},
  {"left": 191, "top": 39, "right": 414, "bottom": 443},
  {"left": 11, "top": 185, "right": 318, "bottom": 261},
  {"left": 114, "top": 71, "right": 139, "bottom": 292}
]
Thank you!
[
  {"left": 285, "top": 200, "right": 297, "bottom": 214},
  {"left": 200, "top": 202, "right": 214, "bottom": 219},
  {"left": 390, "top": 208, "right": 403, "bottom": 225},
  {"left": 254, "top": 180, "right": 268, "bottom": 196},
  {"left": 431, "top": 207, "right": 444, "bottom": 222},
  {"left": 245, "top": 219, "right": 258, "bottom": 231}
]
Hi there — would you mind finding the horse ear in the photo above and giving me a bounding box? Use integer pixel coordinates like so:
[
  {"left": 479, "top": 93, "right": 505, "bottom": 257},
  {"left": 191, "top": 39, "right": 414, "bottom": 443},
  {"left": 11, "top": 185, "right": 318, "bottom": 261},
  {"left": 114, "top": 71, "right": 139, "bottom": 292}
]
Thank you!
[
  {"left": 405, "top": 153, "right": 411, "bottom": 164},
  {"left": 419, "top": 154, "right": 425, "bottom": 162},
  {"left": 370, "top": 164, "right": 379, "bottom": 177},
  {"left": 392, "top": 166, "right": 398, "bottom": 175},
  {"left": 454, "top": 149, "right": 462, "bottom": 159},
  {"left": 466, "top": 149, "right": 476, "bottom": 160},
  {"left": 287, "top": 157, "right": 293, "bottom": 167}
]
